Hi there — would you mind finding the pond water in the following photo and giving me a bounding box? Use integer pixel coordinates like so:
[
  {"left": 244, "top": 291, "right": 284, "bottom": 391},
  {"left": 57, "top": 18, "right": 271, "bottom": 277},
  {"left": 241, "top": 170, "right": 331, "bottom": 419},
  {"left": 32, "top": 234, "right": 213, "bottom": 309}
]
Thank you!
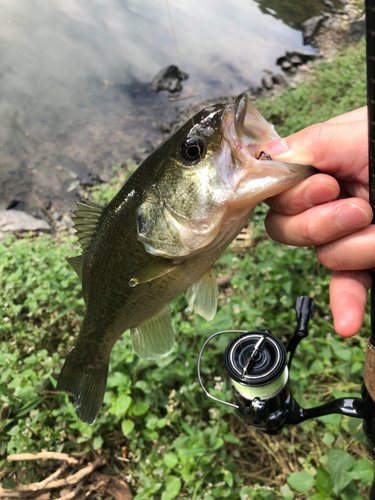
[{"left": 0, "top": 0, "right": 337, "bottom": 214}]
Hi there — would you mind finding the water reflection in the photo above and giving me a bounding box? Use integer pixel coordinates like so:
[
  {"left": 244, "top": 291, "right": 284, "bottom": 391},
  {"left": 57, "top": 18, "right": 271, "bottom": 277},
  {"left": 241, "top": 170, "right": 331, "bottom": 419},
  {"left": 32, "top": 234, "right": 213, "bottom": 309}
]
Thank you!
[
  {"left": 0, "top": 0, "right": 316, "bottom": 213},
  {"left": 254, "top": 0, "right": 342, "bottom": 29}
]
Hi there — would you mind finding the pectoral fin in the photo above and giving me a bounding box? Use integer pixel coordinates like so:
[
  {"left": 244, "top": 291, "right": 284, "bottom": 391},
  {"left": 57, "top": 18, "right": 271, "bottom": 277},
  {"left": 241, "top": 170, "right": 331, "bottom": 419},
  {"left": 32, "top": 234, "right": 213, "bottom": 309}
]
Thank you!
[
  {"left": 130, "top": 307, "right": 175, "bottom": 360},
  {"left": 129, "top": 258, "right": 184, "bottom": 287},
  {"left": 186, "top": 267, "right": 218, "bottom": 321}
]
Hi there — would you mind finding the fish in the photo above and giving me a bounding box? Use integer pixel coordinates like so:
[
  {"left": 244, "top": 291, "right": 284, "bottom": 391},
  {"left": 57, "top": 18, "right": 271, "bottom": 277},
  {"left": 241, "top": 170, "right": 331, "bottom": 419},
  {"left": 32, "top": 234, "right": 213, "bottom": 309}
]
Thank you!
[{"left": 56, "top": 93, "right": 317, "bottom": 424}]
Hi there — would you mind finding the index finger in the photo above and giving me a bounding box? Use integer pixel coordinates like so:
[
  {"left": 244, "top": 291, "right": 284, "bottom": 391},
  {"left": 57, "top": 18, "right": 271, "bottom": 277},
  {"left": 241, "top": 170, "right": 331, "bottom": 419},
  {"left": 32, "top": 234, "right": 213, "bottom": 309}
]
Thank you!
[
  {"left": 266, "top": 173, "right": 339, "bottom": 215},
  {"left": 325, "top": 106, "right": 367, "bottom": 124}
]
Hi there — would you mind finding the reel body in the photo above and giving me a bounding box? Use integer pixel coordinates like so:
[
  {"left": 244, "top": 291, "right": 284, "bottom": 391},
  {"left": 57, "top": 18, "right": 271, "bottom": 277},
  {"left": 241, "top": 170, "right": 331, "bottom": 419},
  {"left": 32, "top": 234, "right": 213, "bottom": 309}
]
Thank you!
[{"left": 198, "top": 296, "right": 366, "bottom": 435}]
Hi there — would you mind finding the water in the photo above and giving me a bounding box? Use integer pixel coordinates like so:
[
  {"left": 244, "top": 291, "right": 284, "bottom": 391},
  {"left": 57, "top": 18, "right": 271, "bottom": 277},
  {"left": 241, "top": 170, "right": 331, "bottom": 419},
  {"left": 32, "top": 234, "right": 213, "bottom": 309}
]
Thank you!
[{"left": 0, "top": 0, "right": 334, "bottom": 214}]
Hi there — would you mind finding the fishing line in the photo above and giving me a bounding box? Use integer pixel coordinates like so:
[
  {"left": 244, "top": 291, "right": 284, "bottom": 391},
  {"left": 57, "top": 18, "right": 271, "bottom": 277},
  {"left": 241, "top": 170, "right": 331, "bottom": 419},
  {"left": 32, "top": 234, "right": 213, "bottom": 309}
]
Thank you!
[{"left": 165, "top": 0, "right": 200, "bottom": 158}]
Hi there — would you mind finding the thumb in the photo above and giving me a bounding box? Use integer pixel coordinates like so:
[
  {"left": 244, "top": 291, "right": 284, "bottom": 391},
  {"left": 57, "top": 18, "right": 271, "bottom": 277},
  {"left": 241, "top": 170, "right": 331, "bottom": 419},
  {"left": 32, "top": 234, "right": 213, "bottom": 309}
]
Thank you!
[{"left": 259, "top": 120, "right": 368, "bottom": 178}]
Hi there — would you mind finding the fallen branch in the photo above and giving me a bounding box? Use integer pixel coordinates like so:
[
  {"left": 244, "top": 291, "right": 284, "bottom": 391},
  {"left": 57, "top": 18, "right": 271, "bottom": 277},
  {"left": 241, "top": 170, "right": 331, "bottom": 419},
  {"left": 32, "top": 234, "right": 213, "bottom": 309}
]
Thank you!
[
  {"left": 7, "top": 452, "right": 78, "bottom": 465},
  {"left": 0, "top": 458, "right": 103, "bottom": 495}
]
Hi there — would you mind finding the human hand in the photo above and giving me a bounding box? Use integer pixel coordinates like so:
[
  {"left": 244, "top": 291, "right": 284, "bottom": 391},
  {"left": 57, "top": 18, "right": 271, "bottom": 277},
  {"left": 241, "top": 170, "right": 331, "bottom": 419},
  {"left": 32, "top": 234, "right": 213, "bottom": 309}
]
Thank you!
[{"left": 258, "top": 107, "right": 373, "bottom": 338}]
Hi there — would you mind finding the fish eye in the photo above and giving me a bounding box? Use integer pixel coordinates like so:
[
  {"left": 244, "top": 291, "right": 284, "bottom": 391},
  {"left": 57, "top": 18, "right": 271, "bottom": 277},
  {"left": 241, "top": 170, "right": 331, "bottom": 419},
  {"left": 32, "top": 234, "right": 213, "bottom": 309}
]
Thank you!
[{"left": 180, "top": 136, "right": 206, "bottom": 164}]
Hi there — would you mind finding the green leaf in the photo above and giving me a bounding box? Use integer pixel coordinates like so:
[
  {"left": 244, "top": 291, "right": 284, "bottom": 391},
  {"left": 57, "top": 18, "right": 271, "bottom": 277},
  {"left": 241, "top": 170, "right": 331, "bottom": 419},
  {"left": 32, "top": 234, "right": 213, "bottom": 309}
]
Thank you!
[
  {"left": 279, "top": 483, "right": 293, "bottom": 500},
  {"left": 287, "top": 471, "right": 314, "bottom": 493},
  {"left": 349, "top": 458, "right": 374, "bottom": 484},
  {"left": 163, "top": 452, "right": 178, "bottom": 468},
  {"left": 326, "top": 449, "right": 355, "bottom": 495},
  {"left": 134, "top": 380, "right": 151, "bottom": 393},
  {"left": 161, "top": 476, "right": 181, "bottom": 500},
  {"left": 223, "top": 433, "right": 240, "bottom": 444},
  {"left": 93, "top": 435, "right": 103, "bottom": 450},
  {"left": 318, "top": 414, "right": 342, "bottom": 425},
  {"left": 110, "top": 395, "right": 132, "bottom": 416},
  {"left": 133, "top": 402, "right": 150, "bottom": 416},
  {"left": 157, "top": 417, "right": 167, "bottom": 428},
  {"left": 212, "top": 436, "right": 224, "bottom": 450},
  {"left": 350, "top": 361, "right": 363, "bottom": 374},
  {"left": 121, "top": 419, "right": 135, "bottom": 436},
  {"left": 225, "top": 471, "right": 234, "bottom": 488},
  {"left": 316, "top": 465, "right": 332, "bottom": 495},
  {"left": 322, "top": 432, "right": 334, "bottom": 446},
  {"left": 309, "top": 494, "right": 334, "bottom": 500},
  {"left": 334, "top": 348, "right": 351, "bottom": 360},
  {"left": 340, "top": 481, "right": 362, "bottom": 500}
]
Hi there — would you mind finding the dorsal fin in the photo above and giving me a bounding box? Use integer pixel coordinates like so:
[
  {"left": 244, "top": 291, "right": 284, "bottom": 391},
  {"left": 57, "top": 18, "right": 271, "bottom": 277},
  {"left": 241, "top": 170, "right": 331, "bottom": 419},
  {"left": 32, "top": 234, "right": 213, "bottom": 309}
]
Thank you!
[
  {"left": 67, "top": 255, "right": 83, "bottom": 280},
  {"left": 71, "top": 200, "right": 105, "bottom": 251}
]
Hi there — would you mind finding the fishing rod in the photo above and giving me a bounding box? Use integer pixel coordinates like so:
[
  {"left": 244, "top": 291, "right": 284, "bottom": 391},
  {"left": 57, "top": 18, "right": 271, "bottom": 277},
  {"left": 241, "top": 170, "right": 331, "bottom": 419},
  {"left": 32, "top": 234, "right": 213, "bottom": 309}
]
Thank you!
[{"left": 198, "top": 2, "right": 375, "bottom": 498}]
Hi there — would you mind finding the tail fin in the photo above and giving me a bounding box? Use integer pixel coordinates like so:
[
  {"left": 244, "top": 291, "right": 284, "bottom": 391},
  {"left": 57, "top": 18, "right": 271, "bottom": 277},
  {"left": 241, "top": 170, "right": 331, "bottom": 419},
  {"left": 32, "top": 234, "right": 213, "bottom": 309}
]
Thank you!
[{"left": 56, "top": 346, "right": 109, "bottom": 425}]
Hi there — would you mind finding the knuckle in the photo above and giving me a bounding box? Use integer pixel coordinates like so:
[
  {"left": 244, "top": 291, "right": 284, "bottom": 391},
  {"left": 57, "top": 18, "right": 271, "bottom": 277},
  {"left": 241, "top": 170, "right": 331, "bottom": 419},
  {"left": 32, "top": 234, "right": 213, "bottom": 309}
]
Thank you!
[
  {"left": 299, "top": 217, "right": 319, "bottom": 246},
  {"left": 315, "top": 244, "right": 343, "bottom": 271}
]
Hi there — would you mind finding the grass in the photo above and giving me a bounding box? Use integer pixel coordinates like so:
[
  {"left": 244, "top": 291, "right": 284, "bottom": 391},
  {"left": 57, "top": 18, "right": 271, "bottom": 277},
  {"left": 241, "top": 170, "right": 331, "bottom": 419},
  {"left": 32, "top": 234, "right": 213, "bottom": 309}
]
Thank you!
[{"left": 0, "top": 37, "right": 371, "bottom": 499}]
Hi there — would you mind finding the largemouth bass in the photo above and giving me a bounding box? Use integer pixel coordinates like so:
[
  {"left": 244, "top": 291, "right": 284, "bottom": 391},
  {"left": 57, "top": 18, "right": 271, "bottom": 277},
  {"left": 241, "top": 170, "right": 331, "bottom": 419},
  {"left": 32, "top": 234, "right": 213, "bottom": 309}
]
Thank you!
[{"left": 57, "top": 93, "right": 316, "bottom": 424}]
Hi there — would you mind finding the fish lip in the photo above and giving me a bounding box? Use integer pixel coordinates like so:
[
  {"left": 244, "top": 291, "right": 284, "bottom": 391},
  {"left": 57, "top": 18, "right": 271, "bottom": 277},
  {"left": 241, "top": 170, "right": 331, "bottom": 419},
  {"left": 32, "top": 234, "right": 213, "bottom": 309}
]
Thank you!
[
  {"left": 221, "top": 94, "right": 251, "bottom": 167},
  {"left": 233, "top": 93, "right": 247, "bottom": 140}
]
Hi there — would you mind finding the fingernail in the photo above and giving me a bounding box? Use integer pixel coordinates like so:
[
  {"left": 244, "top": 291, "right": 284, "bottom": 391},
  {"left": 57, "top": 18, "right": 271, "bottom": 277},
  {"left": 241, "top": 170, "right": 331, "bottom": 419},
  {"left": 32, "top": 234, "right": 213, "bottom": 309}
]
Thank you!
[
  {"left": 335, "top": 203, "right": 369, "bottom": 231},
  {"left": 262, "top": 139, "right": 287, "bottom": 157}
]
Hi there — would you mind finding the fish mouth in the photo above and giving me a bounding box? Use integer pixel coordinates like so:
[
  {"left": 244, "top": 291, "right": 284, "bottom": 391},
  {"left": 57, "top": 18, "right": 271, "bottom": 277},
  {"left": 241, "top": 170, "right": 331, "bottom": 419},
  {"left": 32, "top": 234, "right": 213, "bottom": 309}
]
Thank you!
[
  {"left": 222, "top": 93, "right": 317, "bottom": 179},
  {"left": 219, "top": 93, "right": 317, "bottom": 206}
]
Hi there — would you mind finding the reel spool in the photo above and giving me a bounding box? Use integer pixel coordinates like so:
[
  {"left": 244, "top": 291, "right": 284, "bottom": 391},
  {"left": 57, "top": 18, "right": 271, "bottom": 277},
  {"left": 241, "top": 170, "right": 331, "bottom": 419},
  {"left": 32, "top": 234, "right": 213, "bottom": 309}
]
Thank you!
[{"left": 223, "top": 331, "right": 288, "bottom": 402}]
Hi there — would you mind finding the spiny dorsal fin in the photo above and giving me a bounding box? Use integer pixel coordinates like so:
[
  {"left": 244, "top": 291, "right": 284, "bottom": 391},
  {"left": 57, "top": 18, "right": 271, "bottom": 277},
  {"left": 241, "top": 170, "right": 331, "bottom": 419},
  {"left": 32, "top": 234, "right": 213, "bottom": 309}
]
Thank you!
[
  {"left": 71, "top": 200, "right": 105, "bottom": 251},
  {"left": 130, "top": 308, "right": 175, "bottom": 360},
  {"left": 67, "top": 255, "right": 83, "bottom": 280},
  {"left": 129, "top": 258, "right": 184, "bottom": 287},
  {"left": 186, "top": 267, "right": 218, "bottom": 321}
]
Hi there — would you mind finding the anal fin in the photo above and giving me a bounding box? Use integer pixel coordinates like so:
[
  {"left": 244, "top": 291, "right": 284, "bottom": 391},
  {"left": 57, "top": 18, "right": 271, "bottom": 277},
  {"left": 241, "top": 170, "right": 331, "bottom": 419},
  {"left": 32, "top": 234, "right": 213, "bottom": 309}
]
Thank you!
[
  {"left": 130, "top": 307, "right": 175, "bottom": 360},
  {"left": 186, "top": 267, "right": 218, "bottom": 321}
]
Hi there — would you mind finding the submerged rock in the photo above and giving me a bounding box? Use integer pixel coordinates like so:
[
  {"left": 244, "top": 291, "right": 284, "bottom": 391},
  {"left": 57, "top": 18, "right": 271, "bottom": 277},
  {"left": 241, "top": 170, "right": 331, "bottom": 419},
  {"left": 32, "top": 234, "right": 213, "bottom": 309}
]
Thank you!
[
  {"left": 149, "top": 65, "right": 189, "bottom": 93},
  {"left": 272, "top": 73, "right": 288, "bottom": 87},
  {"left": 301, "top": 15, "right": 324, "bottom": 45},
  {"left": 261, "top": 75, "right": 273, "bottom": 90}
]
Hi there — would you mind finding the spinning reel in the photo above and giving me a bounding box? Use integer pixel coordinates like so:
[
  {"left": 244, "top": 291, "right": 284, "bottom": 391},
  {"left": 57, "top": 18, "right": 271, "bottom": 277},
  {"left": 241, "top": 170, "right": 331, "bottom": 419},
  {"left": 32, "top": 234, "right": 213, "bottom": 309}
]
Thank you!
[{"left": 198, "top": 296, "right": 366, "bottom": 436}]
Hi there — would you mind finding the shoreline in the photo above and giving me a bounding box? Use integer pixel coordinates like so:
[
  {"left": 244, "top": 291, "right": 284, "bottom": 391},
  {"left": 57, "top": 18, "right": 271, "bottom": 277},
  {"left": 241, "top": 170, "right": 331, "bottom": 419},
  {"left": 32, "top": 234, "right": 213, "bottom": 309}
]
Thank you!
[{"left": 0, "top": 0, "right": 365, "bottom": 239}]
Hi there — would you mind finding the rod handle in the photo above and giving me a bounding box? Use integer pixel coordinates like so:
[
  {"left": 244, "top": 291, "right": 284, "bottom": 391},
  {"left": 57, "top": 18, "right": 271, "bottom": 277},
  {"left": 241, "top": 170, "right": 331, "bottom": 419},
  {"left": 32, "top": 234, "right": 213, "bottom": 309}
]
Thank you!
[{"left": 364, "top": 340, "right": 375, "bottom": 401}]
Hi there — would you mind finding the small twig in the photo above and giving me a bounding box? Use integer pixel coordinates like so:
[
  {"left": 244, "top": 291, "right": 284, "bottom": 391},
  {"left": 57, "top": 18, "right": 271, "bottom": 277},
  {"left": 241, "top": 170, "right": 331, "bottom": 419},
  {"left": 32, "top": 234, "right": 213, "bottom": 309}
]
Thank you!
[
  {"left": 168, "top": 93, "right": 199, "bottom": 102},
  {"left": 115, "top": 455, "right": 130, "bottom": 462},
  {"left": 7, "top": 451, "right": 78, "bottom": 465},
  {"left": 0, "top": 490, "right": 21, "bottom": 498},
  {"left": 35, "top": 464, "right": 67, "bottom": 490},
  {"left": 58, "top": 483, "right": 83, "bottom": 500},
  {"left": 217, "top": 274, "right": 233, "bottom": 287}
]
